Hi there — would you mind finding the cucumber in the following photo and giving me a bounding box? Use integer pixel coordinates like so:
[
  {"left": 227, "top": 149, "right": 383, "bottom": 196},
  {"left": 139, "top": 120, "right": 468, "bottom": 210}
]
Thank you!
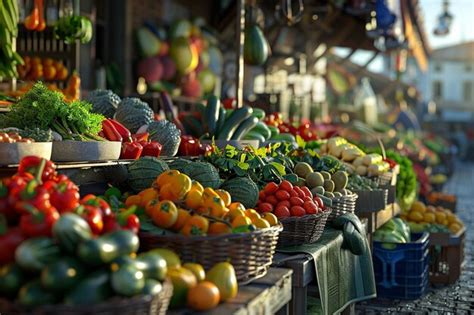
[
  {"left": 64, "top": 270, "right": 113, "bottom": 305},
  {"left": 243, "top": 131, "right": 266, "bottom": 143},
  {"left": 142, "top": 279, "right": 163, "bottom": 295},
  {"left": 231, "top": 116, "right": 259, "bottom": 140},
  {"left": 270, "top": 133, "right": 296, "bottom": 142},
  {"left": 251, "top": 108, "right": 265, "bottom": 120},
  {"left": 15, "top": 238, "right": 61, "bottom": 272},
  {"left": 217, "top": 106, "right": 253, "bottom": 140},
  {"left": 250, "top": 121, "right": 271, "bottom": 140},
  {"left": 18, "top": 280, "right": 58, "bottom": 308},
  {"left": 52, "top": 213, "right": 92, "bottom": 253},
  {"left": 136, "top": 252, "right": 168, "bottom": 281},
  {"left": 205, "top": 95, "right": 220, "bottom": 135},
  {"left": 77, "top": 230, "right": 139, "bottom": 265},
  {"left": 111, "top": 263, "right": 145, "bottom": 296},
  {"left": 41, "top": 257, "right": 87, "bottom": 291},
  {"left": 214, "top": 106, "right": 226, "bottom": 138},
  {"left": 224, "top": 109, "right": 234, "bottom": 120},
  {"left": 267, "top": 125, "right": 280, "bottom": 137},
  {"left": 0, "top": 263, "right": 27, "bottom": 297}
]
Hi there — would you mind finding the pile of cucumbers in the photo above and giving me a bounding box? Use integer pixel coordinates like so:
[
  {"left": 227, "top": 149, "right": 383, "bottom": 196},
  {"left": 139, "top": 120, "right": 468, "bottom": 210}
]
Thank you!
[
  {"left": 181, "top": 96, "right": 295, "bottom": 143},
  {"left": 0, "top": 214, "right": 168, "bottom": 308}
]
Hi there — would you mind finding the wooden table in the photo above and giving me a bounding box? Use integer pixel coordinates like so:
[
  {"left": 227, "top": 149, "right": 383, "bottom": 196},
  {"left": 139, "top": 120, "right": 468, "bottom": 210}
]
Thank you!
[{"left": 169, "top": 268, "right": 293, "bottom": 315}]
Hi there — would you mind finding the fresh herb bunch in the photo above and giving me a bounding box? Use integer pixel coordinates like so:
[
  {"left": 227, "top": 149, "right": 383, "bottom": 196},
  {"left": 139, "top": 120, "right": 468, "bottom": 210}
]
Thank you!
[{"left": 0, "top": 82, "right": 104, "bottom": 141}]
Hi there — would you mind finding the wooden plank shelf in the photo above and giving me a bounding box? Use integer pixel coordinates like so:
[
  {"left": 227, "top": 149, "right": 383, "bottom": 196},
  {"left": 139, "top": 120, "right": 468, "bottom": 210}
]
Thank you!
[{"left": 169, "top": 268, "right": 293, "bottom": 315}]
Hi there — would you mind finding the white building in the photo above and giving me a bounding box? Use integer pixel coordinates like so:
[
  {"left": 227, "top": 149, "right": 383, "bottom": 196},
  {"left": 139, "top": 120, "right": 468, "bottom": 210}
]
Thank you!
[{"left": 418, "top": 42, "right": 474, "bottom": 121}]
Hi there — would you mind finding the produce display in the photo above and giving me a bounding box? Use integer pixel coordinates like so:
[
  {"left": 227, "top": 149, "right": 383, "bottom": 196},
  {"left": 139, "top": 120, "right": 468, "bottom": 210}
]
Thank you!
[
  {"left": 401, "top": 200, "right": 464, "bottom": 234},
  {"left": 126, "top": 169, "right": 279, "bottom": 236}
]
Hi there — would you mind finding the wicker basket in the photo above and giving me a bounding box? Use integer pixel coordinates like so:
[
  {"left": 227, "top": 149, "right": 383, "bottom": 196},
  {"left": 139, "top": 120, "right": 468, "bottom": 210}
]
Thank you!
[
  {"left": 327, "top": 193, "right": 358, "bottom": 221},
  {"left": 277, "top": 208, "right": 332, "bottom": 248},
  {"left": 0, "top": 278, "right": 173, "bottom": 315},
  {"left": 139, "top": 226, "right": 282, "bottom": 284}
]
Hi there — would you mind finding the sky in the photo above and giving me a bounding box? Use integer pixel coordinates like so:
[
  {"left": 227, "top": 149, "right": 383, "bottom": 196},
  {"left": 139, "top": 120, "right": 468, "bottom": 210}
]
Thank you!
[{"left": 420, "top": 0, "right": 474, "bottom": 49}]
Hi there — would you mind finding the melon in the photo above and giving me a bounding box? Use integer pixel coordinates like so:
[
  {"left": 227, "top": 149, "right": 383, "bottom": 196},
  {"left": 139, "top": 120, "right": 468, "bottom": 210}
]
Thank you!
[
  {"left": 137, "top": 57, "right": 163, "bottom": 83},
  {"left": 182, "top": 162, "right": 221, "bottom": 189},
  {"left": 219, "top": 177, "right": 259, "bottom": 208},
  {"left": 170, "top": 37, "right": 198, "bottom": 75},
  {"left": 127, "top": 157, "right": 169, "bottom": 193}
]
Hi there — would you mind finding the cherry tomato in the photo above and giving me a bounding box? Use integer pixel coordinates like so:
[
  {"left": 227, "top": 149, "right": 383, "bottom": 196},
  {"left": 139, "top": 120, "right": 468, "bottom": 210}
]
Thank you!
[
  {"left": 279, "top": 180, "right": 293, "bottom": 192},
  {"left": 275, "top": 190, "right": 290, "bottom": 201},
  {"left": 300, "top": 186, "right": 313, "bottom": 198},
  {"left": 274, "top": 206, "right": 290, "bottom": 218},
  {"left": 265, "top": 195, "right": 278, "bottom": 206},
  {"left": 277, "top": 200, "right": 291, "bottom": 209},
  {"left": 264, "top": 182, "right": 279, "bottom": 195},
  {"left": 303, "top": 201, "right": 318, "bottom": 214},
  {"left": 290, "top": 206, "right": 306, "bottom": 217},
  {"left": 290, "top": 197, "right": 304, "bottom": 207},
  {"left": 258, "top": 202, "right": 273, "bottom": 213},
  {"left": 313, "top": 196, "right": 324, "bottom": 209},
  {"left": 259, "top": 191, "right": 266, "bottom": 201}
]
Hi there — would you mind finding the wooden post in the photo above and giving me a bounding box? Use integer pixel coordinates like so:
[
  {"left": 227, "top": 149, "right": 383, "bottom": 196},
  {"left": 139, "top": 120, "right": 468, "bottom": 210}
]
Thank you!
[{"left": 235, "top": 0, "right": 245, "bottom": 108}]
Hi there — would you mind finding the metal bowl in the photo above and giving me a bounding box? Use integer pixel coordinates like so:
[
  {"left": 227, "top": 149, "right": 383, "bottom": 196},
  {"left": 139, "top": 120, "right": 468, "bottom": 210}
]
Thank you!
[
  {"left": 0, "top": 142, "right": 53, "bottom": 165},
  {"left": 52, "top": 141, "right": 121, "bottom": 162}
]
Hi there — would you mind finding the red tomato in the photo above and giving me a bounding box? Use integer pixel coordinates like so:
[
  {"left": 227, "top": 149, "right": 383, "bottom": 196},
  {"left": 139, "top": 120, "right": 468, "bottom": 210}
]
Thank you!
[
  {"left": 289, "top": 189, "right": 298, "bottom": 198},
  {"left": 264, "top": 182, "right": 279, "bottom": 195},
  {"left": 277, "top": 200, "right": 291, "bottom": 209},
  {"left": 303, "top": 196, "right": 313, "bottom": 203},
  {"left": 258, "top": 202, "right": 273, "bottom": 213},
  {"left": 293, "top": 186, "right": 306, "bottom": 198},
  {"left": 274, "top": 206, "right": 291, "bottom": 218},
  {"left": 290, "top": 206, "right": 306, "bottom": 217},
  {"left": 303, "top": 201, "right": 318, "bottom": 214},
  {"left": 275, "top": 190, "right": 290, "bottom": 201},
  {"left": 289, "top": 197, "right": 304, "bottom": 207},
  {"left": 265, "top": 195, "right": 278, "bottom": 206},
  {"left": 300, "top": 186, "right": 313, "bottom": 198},
  {"left": 259, "top": 191, "right": 266, "bottom": 201},
  {"left": 279, "top": 180, "right": 293, "bottom": 192},
  {"left": 313, "top": 196, "right": 324, "bottom": 209}
]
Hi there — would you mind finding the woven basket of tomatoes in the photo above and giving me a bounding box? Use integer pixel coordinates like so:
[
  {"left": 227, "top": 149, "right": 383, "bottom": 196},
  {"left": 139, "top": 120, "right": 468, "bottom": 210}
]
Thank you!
[
  {"left": 256, "top": 180, "right": 332, "bottom": 247},
  {"left": 133, "top": 170, "right": 283, "bottom": 285}
]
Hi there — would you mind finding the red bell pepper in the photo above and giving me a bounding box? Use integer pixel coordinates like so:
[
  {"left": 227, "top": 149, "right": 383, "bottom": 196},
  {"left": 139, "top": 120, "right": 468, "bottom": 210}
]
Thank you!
[
  {"left": 178, "top": 135, "right": 201, "bottom": 156},
  {"left": 131, "top": 133, "right": 149, "bottom": 143},
  {"left": 19, "top": 205, "right": 59, "bottom": 237},
  {"left": 50, "top": 181, "right": 80, "bottom": 213},
  {"left": 222, "top": 98, "right": 235, "bottom": 109},
  {"left": 0, "top": 216, "right": 26, "bottom": 264},
  {"left": 142, "top": 141, "right": 162, "bottom": 157},
  {"left": 101, "top": 119, "right": 123, "bottom": 142},
  {"left": 18, "top": 156, "right": 56, "bottom": 182},
  {"left": 107, "top": 119, "right": 132, "bottom": 142},
  {"left": 14, "top": 181, "right": 52, "bottom": 215},
  {"left": 120, "top": 142, "right": 143, "bottom": 159},
  {"left": 103, "top": 206, "right": 140, "bottom": 234},
  {"left": 80, "top": 194, "right": 112, "bottom": 218},
  {"left": 75, "top": 204, "right": 104, "bottom": 235}
]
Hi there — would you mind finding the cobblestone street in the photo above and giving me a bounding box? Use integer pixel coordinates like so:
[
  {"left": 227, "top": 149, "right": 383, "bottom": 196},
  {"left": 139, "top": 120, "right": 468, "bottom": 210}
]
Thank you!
[{"left": 356, "top": 162, "right": 474, "bottom": 314}]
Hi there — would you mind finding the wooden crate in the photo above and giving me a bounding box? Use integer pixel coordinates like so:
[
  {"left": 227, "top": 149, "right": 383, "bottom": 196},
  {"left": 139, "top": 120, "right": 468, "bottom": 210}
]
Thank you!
[
  {"left": 354, "top": 189, "right": 388, "bottom": 213},
  {"left": 428, "top": 228, "right": 465, "bottom": 286}
]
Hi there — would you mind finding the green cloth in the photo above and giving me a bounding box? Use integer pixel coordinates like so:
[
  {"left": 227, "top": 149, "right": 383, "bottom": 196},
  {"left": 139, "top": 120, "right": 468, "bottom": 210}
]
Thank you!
[{"left": 277, "top": 226, "right": 376, "bottom": 315}]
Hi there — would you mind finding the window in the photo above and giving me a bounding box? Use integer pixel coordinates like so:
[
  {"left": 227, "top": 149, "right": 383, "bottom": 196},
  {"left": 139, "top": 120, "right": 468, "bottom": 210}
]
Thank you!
[
  {"left": 433, "top": 81, "right": 443, "bottom": 99},
  {"left": 434, "top": 63, "right": 442, "bottom": 72},
  {"left": 463, "top": 81, "right": 473, "bottom": 102}
]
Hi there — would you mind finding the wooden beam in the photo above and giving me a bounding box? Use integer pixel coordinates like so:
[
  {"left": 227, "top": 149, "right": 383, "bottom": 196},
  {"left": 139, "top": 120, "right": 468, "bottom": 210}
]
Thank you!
[{"left": 354, "top": 51, "right": 380, "bottom": 75}]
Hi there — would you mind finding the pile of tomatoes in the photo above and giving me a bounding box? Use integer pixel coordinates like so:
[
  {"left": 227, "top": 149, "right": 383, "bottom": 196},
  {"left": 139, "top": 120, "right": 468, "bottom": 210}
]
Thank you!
[
  {"left": 256, "top": 180, "right": 326, "bottom": 218},
  {"left": 264, "top": 112, "right": 318, "bottom": 142}
]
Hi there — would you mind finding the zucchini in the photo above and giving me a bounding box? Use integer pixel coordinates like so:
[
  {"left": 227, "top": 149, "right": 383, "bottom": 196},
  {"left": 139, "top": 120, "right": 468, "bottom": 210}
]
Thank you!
[
  {"left": 217, "top": 106, "right": 253, "bottom": 140},
  {"left": 77, "top": 230, "right": 139, "bottom": 265},
  {"left": 268, "top": 125, "right": 279, "bottom": 137},
  {"left": 251, "top": 108, "right": 265, "bottom": 120},
  {"left": 136, "top": 252, "right": 168, "bottom": 281},
  {"left": 243, "top": 131, "right": 266, "bottom": 143},
  {"left": 64, "top": 270, "right": 113, "bottom": 305},
  {"left": 224, "top": 108, "right": 234, "bottom": 120},
  {"left": 111, "top": 263, "right": 145, "bottom": 296},
  {"left": 41, "top": 257, "right": 87, "bottom": 291},
  {"left": 231, "top": 116, "right": 259, "bottom": 140},
  {"left": 270, "top": 133, "right": 296, "bottom": 142},
  {"left": 52, "top": 213, "right": 92, "bottom": 253},
  {"left": 0, "top": 263, "right": 27, "bottom": 297},
  {"left": 18, "top": 280, "right": 58, "bottom": 308},
  {"left": 142, "top": 279, "right": 163, "bottom": 295},
  {"left": 250, "top": 121, "right": 271, "bottom": 140},
  {"left": 214, "top": 106, "right": 226, "bottom": 138},
  {"left": 15, "top": 238, "right": 61, "bottom": 272},
  {"left": 205, "top": 95, "right": 220, "bottom": 135}
]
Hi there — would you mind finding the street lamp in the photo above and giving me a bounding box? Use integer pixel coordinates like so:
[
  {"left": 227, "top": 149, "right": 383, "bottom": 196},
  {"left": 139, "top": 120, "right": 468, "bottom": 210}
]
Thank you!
[{"left": 433, "top": 0, "right": 454, "bottom": 36}]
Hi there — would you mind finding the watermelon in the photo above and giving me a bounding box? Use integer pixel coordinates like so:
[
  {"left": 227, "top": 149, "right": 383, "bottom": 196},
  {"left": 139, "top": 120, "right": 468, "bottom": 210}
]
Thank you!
[
  {"left": 127, "top": 157, "right": 169, "bottom": 193},
  {"left": 168, "top": 158, "right": 192, "bottom": 173},
  {"left": 219, "top": 177, "right": 259, "bottom": 208},
  {"left": 182, "top": 162, "right": 221, "bottom": 189}
]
